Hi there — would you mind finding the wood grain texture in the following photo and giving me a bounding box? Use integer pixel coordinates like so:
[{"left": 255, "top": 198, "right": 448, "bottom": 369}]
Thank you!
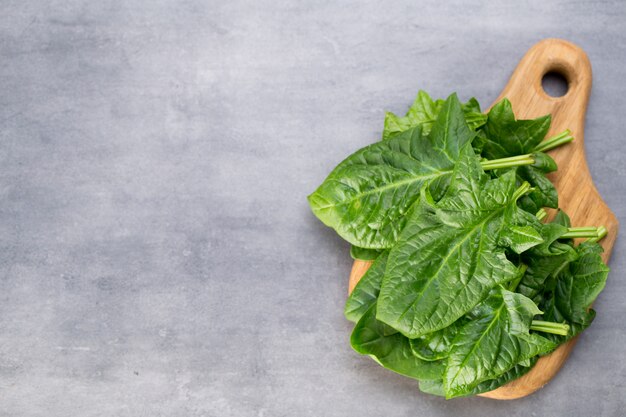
[{"left": 347, "top": 38, "right": 618, "bottom": 400}]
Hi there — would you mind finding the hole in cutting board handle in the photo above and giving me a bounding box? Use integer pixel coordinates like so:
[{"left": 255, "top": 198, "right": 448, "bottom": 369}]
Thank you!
[{"left": 541, "top": 71, "right": 569, "bottom": 97}]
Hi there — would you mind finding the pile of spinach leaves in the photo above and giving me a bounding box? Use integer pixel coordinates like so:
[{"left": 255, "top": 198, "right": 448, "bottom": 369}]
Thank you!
[{"left": 308, "top": 91, "right": 610, "bottom": 398}]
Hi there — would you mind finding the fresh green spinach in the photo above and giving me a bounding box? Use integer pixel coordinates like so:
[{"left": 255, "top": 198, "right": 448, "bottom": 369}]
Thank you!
[{"left": 308, "top": 89, "right": 611, "bottom": 399}]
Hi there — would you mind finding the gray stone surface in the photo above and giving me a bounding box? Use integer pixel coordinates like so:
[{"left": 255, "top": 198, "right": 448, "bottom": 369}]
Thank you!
[{"left": 0, "top": 1, "right": 624, "bottom": 416}]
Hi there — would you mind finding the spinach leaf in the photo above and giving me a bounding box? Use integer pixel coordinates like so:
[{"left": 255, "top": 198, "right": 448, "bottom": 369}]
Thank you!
[
  {"left": 350, "top": 245, "right": 383, "bottom": 261},
  {"left": 351, "top": 303, "right": 444, "bottom": 380},
  {"left": 541, "top": 242, "right": 610, "bottom": 341},
  {"left": 376, "top": 146, "right": 539, "bottom": 337},
  {"left": 480, "top": 98, "right": 551, "bottom": 159},
  {"left": 308, "top": 94, "right": 474, "bottom": 249},
  {"left": 517, "top": 165, "right": 558, "bottom": 212},
  {"left": 443, "top": 288, "right": 555, "bottom": 398},
  {"left": 499, "top": 225, "right": 544, "bottom": 254},
  {"left": 552, "top": 209, "right": 572, "bottom": 227},
  {"left": 479, "top": 99, "right": 557, "bottom": 211},
  {"left": 517, "top": 220, "right": 578, "bottom": 303},
  {"left": 468, "top": 357, "right": 538, "bottom": 396},
  {"left": 409, "top": 322, "right": 462, "bottom": 362},
  {"left": 419, "top": 357, "right": 538, "bottom": 398},
  {"left": 345, "top": 251, "right": 389, "bottom": 323},
  {"left": 382, "top": 91, "right": 486, "bottom": 140}
]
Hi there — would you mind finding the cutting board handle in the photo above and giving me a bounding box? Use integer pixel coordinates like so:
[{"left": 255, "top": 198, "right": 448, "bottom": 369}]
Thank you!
[
  {"left": 496, "top": 38, "right": 592, "bottom": 118},
  {"left": 492, "top": 39, "right": 597, "bottom": 202}
]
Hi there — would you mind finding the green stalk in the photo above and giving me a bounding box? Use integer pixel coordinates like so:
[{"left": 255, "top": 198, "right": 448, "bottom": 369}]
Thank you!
[
  {"left": 534, "top": 129, "right": 574, "bottom": 153},
  {"left": 530, "top": 320, "right": 570, "bottom": 336},
  {"left": 481, "top": 154, "right": 535, "bottom": 170},
  {"left": 561, "top": 227, "right": 601, "bottom": 239},
  {"left": 511, "top": 182, "right": 532, "bottom": 201},
  {"left": 587, "top": 226, "right": 608, "bottom": 243},
  {"left": 535, "top": 208, "right": 547, "bottom": 222},
  {"left": 567, "top": 227, "right": 597, "bottom": 232}
]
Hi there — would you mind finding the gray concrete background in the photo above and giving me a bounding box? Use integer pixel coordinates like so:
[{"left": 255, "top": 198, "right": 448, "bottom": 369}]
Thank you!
[{"left": 0, "top": 1, "right": 624, "bottom": 416}]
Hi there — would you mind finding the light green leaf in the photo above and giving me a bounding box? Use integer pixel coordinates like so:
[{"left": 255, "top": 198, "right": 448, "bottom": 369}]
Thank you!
[
  {"left": 350, "top": 246, "right": 383, "bottom": 261},
  {"left": 376, "top": 147, "right": 534, "bottom": 337},
  {"left": 409, "top": 323, "right": 461, "bottom": 361},
  {"left": 383, "top": 91, "right": 486, "bottom": 140},
  {"left": 419, "top": 357, "right": 537, "bottom": 398},
  {"left": 344, "top": 251, "right": 388, "bottom": 323},
  {"left": 308, "top": 94, "right": 475, "bottom": 249},
  {"left": 500, "top": 225, "right": 544, "bottom": 254}
]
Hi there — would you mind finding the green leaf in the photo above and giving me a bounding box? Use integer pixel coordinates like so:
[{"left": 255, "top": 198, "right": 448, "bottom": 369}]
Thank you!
[
  {"left": 350, "top": 246, "right": 383, "bottom": 261},
  {"left": 552, "top": 209, "right": 572, "bottom": 227},
  {"left": 531, "top": 152, "right": 557, "bottom": 173},
  {"left": 499, "top": 225, "right": 544, "bottom": 254},
  {"left": 541, "top": 242, "right": 610, "bottom": 340},
  {"left": 419, "top": 357, "right": 538, "bottom": 398},
  {"left": 517, "top": 220, "right": 578, "bottom": 302},
  {"left": 345, "top": 251, "right": 389, "bottom": 323},
  {"left": 351, "top": 304, "right": 444, "bottom": 380},
  {"left": 467, "top": 356, "right": 539, "bottom": 396},
  {"left": 515, "top": 152, "right": 559, "bottom": 210},
  {"left": 480, "top": 98, "right": 551, "bottom": 159},
  {"left": 410, "top": 322, "right": 461, "bottom": 361},
  {"left": 308, "top": 94, "right": 475, "bottom": 249},
  {"left": 443, "top": 288, "right": 555, "bottom": 398},
  {"left": 479, "top": 100, "right": 555, "bottom": 210},
  {"left": 382, "top": 91, "right": 486, "bottom": 141},
  {"left": 376, "top": 147, "right": 533, "bottom": 337},
  {"left": 517, "top": 165, "right": 558, "bottom": 209}
]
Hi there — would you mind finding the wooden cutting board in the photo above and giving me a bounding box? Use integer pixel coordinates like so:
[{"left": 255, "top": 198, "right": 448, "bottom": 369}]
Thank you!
[{"left": 347, "top": 38, "right": 619, "bottom": 400}]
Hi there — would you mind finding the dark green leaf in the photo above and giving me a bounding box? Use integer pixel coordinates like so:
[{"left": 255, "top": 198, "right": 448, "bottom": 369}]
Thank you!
[
  {"left": 480, "top": 98, "right": 551, "bottom": 159},
  {"left": 517, "top": 219, "right": 578, "bottom": 302},
  {"left": 552, "top": 209, "right": 572, "bottom": 227},
  {"left": 541, "top": 242, "right": 610, "bottom": 341},
  {"left": 443, "top": 288, "right": 555, "bottom": 398},
  {"left": 531, "top": 152, "right": 557, "bottom": 173},
  {"left": 517, "top": 165, "right": 558, "bottom": 209},
  {"left": 479, "top": 100, "right": 554, "bottom": 210},
  {"left": 351, "top": 304, "right": 444, "bottom": 380}
]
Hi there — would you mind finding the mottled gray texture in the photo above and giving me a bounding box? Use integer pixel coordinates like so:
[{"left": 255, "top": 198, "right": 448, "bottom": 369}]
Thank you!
[{"left": 0, "top": 1, "right": 624, "bottom": 416}]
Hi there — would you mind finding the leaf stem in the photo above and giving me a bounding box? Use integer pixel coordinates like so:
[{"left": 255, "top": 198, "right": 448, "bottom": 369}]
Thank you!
[
  {"left": 535, "top": 208, "right": 547, "bottom": 222},
  {"left": 561, "top": 227, "right": 601, "bottom": 239},
  {"left": 567, "top": 227, "right": 597, "bottom": 232},
  {"left": 481, "top": 154, "right": 535, "bottom": 170},
  {"left": 587, "top": 225, "right": 608, "bottom": 243},
  {"left": 534, "top": 129, "right": 574, "bottom": 153},
  {"left": 530, "top": 320, "right": 570, "bottom": 336},
  {"left": 511, "top": 181, "right": 532, "bottom": 201}
]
